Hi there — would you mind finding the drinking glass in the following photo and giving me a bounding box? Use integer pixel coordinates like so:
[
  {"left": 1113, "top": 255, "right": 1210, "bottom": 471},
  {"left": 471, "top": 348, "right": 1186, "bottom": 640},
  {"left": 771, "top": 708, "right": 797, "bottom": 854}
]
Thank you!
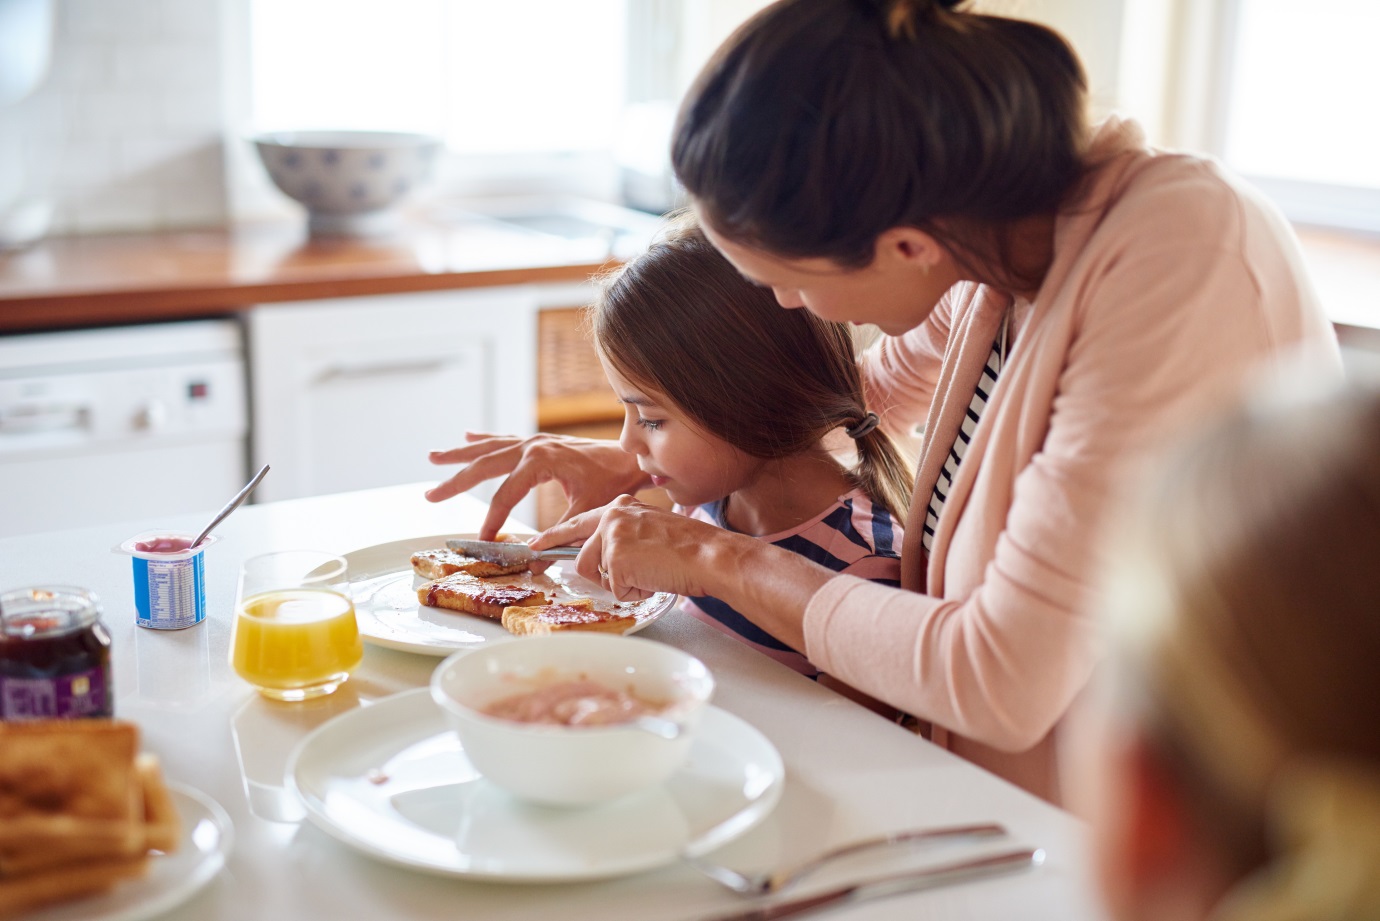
[{"left": 230, "top": 551, "right": 363, "bottom": 701}]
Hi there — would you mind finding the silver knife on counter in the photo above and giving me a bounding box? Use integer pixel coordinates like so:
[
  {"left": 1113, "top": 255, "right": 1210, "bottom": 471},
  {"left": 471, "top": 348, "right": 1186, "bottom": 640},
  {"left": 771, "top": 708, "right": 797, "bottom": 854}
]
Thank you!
[
  {"left": 694, "top": 847, "right": 1044, "bottom": 921},
  {"left": 445, "top": 538, "right": 581, "bottom": 566}
]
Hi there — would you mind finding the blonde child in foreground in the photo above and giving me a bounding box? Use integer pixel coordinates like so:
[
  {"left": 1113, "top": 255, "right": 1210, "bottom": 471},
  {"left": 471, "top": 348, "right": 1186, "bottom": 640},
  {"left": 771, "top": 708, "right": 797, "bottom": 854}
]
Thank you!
[
  {"left": 1083, "top": 377, "right": 1380, "bottom": 921},
  {"left": 588, "top": 216, "right": 911, "bottom": 677}
]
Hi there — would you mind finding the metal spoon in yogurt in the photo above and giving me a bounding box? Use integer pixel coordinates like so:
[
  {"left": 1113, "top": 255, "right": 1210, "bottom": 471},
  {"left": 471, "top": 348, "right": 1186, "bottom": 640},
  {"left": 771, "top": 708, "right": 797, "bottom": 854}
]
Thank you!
[{"left": 191, "top": 464, "right": 271, "bottom": 548}]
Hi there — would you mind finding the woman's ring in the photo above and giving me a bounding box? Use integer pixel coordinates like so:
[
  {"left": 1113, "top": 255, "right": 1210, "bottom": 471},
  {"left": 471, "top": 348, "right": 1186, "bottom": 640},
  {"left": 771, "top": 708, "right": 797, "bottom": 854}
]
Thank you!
[{"left": 598, "top": 567, "right": 609, "bottom": 579}]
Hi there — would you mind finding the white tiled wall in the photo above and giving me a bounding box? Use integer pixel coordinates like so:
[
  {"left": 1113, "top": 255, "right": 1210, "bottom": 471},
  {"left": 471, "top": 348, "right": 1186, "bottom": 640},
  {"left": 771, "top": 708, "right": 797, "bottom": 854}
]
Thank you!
[{"left": 0, "top": 0, "right": 228, "bottom": 235}]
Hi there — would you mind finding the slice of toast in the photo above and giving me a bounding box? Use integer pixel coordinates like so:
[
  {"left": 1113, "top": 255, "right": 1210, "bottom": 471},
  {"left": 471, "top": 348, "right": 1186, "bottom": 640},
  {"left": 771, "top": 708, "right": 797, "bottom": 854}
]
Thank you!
[
  {"left": 418, "top": 572, "right": 548, "bottom": 620},
  {"left": 135, "top": 754, "right": 180, "bottom": 854},
  {"left": 410, "top": 548, "right": 529, "bottom": 580},
  {"left": 0, "top": 720, "right": 142, "bottom": 862},
  {"left": 0, "top": 854, "right": 150, "bottom": 917},
  {"left": 502, "top": 602, "right": 636, "bottom": 636},
  {"left": 0, "top": 721, "right": 181, "bottom": 885}
]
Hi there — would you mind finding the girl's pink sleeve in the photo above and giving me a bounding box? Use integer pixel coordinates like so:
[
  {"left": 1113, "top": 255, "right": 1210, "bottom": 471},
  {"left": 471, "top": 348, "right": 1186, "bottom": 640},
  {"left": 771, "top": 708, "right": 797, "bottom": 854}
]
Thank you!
[{"left": 862, "top": 286, "right": 963, "bottom": 439}]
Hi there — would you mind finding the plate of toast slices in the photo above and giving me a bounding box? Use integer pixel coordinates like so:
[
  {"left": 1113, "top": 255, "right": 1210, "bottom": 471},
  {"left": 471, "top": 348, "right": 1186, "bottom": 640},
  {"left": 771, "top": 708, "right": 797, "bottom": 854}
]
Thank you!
[
  {"left": 0, "top": 720, "right": 233, "bottom": 921},
  {"left": 346, "top": 534, "right": 678, "bottom": 656}
]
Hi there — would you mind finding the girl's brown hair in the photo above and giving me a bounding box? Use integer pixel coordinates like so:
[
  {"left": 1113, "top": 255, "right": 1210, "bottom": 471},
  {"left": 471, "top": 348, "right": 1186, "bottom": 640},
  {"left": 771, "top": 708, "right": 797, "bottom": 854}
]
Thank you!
[
  {"left": 592, "top": 215, "right": 913, "bottom": 521},
  {"left": 671, "top": 0, "right": 1090, "bottom": 293},
  {"left": 1113, "top": 379, "right": 1380, "bottom": 879}
]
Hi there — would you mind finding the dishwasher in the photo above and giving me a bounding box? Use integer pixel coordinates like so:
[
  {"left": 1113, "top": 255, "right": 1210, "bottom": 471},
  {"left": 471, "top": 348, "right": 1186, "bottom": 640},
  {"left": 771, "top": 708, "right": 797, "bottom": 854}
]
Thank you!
[{"left": 0, "top": 320, "right": 248, "bottom": 538}]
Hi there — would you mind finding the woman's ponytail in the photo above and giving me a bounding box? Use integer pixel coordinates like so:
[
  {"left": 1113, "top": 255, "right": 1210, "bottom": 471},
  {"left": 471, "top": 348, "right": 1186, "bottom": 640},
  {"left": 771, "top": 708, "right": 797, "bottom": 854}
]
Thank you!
[{"left": 870, "top": 0, "right": 966, "bottom": 41}]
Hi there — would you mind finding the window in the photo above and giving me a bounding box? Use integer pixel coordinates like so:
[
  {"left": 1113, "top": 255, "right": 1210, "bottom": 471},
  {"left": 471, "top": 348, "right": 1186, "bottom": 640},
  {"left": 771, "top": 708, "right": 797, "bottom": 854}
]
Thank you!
[
  {"left": 249, "top": 0, "right": 628, "bottom": 155},
  {"left": 1217, "top": 0, "right": 1380, "bottom": 231}
]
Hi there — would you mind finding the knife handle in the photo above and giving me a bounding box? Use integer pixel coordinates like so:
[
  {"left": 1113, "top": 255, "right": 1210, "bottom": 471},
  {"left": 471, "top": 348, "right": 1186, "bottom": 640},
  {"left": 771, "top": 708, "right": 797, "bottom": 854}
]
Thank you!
[
  {"left": 696, "top": 847, "right": 1043, "bottom": 921},
  {"left": 533, "top": 547, "right": 582, "bottom": 560}
]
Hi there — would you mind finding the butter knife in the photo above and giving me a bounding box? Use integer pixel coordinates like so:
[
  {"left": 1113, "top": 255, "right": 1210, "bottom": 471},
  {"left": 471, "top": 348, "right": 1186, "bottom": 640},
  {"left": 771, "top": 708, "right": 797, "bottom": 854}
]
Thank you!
[
  {"left": 445, "top": 538, "right": 581, "bottom": 566},
  {"left": 694, "top": 847, "right": 1044, "bottom": 921}
]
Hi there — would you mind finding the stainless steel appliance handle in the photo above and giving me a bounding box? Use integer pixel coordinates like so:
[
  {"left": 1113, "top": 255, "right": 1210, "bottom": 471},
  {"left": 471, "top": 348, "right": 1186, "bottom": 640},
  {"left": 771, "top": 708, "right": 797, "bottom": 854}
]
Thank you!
[
  {"left": 314, "top": 357, "right": 459, "bottom": 383},
  {"left": 0, "top": 402, "right": 89, "bottom": 436}
]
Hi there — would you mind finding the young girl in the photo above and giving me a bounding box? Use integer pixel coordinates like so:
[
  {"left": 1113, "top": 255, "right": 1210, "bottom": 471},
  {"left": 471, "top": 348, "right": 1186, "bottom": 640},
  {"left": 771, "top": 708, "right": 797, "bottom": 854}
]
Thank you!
[
  {"left": 590, "top": 215, "right": 912, "bottom": 676},
  {"left": 1084, "top": 377, "right": 1380, "bottom": 921}
]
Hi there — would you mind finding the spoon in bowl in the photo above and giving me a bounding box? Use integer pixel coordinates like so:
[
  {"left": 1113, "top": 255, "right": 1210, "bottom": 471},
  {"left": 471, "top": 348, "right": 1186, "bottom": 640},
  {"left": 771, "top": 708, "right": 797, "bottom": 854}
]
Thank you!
[{"left": 191, "top": 464, "right": 271, "bottom": 548}]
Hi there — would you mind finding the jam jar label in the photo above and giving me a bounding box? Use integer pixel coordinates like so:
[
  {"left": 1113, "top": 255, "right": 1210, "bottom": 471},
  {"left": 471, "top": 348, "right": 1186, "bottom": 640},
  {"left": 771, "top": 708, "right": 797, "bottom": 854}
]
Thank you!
[{"left": 0, "top": 666, "right": 111, "bottom": 720}]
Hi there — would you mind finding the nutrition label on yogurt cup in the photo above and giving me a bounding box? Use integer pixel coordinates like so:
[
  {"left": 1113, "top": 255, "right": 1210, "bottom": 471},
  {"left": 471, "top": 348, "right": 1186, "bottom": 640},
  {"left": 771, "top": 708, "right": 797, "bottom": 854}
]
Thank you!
[
  {"left": 135, "top": 555, "right": 206, "bottom": 629},
  {"left": 116, "top": 530, "right": 215, "bottom": 630}
]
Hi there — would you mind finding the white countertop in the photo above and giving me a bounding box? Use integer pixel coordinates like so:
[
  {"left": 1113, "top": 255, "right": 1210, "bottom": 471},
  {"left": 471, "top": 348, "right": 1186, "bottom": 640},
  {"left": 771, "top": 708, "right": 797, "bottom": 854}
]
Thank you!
[{"left": 0, "top": 483, "right": 1108, "bottom": 921}]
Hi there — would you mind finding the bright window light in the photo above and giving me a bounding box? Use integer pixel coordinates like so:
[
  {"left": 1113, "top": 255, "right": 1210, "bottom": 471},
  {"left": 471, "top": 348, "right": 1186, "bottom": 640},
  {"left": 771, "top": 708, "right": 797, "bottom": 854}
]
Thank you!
[
  {"left": 1223, "top": 0, "right": 1380, "bottom": 190},
  {"left": 250, "top": 0, "right": 627, "bottom": 155}
]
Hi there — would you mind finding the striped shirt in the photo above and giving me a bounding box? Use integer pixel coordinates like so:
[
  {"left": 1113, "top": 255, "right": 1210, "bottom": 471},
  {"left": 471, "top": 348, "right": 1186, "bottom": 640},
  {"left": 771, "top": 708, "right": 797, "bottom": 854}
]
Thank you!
[
  {"left": 678, "top": 490, "right": 902, "bottom": 677},
  {"left": 921, "top": 312, "right": 1008, "bottom": 555}
]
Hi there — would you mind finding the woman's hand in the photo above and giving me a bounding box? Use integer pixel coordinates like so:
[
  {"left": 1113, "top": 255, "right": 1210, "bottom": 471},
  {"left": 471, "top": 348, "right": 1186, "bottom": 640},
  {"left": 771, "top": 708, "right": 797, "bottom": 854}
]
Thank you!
[
  {"left": 532, "top": 496, "right": 736, "bottom": 601},
  {"left": 533, "top": 496, "right": 834, "bottom": 649},
  {"left": 426, "top": 432, "right": 650, "bottom": 540}
]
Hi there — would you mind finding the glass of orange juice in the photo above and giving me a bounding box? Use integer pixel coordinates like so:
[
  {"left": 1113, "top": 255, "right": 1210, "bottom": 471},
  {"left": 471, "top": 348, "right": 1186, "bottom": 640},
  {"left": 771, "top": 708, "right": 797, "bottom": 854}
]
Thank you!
[{"left": 230, "top": 551, "right": 363, "bottom": 701}]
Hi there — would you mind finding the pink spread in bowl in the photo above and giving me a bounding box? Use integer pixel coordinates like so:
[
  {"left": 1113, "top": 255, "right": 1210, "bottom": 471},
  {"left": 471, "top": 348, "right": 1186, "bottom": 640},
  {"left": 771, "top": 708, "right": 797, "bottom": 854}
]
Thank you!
[{"left": 482, "top": 675, "right": 668, "bottom": 727}]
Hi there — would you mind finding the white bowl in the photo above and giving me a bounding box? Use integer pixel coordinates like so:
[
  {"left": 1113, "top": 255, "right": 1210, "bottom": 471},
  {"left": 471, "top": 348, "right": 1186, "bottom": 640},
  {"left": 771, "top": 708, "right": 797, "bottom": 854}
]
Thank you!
[
  {"left": 430, "top": 634, "right": 714, "bottom": 807},
  {"left": 0, "top": 197, "right": 52, "bottom": 252},
  {"left": 252, "top": 130, "right": 441, "bottom": 236}
]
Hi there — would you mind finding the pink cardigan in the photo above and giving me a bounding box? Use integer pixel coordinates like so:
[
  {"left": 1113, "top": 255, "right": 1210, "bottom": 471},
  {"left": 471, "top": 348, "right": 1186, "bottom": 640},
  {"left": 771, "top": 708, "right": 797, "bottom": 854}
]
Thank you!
[{"left": 801, "top": 118, "right": 1341, "bottom": 802}]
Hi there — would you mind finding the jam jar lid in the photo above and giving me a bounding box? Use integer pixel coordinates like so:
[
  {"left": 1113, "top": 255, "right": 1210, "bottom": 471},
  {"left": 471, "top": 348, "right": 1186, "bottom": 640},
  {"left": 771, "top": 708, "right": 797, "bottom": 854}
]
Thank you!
[{"left": 0, "top": 586, "right": 102, "bottom": 640}]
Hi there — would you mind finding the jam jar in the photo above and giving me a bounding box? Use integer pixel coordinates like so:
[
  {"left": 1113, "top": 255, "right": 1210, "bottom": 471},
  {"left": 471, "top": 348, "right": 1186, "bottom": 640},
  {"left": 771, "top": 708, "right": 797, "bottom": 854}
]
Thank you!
[{"left": 0, "top": 586, "right": 113, "bottom": 720}]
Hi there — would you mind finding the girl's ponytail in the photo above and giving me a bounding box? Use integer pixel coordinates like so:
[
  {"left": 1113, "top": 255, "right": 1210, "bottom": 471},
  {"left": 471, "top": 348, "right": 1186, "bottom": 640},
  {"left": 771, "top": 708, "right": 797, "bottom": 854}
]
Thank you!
[{"left": 847, "top": 415, "right": 913, "bottom": 522}]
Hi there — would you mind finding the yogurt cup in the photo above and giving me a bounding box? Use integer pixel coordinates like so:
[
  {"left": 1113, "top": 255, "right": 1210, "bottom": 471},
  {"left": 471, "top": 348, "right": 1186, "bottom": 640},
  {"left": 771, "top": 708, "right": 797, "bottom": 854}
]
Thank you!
[{"left": 114, "top": 531, "right": 217, "bottom": 630}]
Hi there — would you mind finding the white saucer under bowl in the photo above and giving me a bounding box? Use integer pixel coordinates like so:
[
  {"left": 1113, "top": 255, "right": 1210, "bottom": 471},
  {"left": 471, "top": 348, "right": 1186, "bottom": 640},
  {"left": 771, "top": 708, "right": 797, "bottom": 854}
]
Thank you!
[{"left": 285, "top": 688, "right": 784, "bottom": 882}]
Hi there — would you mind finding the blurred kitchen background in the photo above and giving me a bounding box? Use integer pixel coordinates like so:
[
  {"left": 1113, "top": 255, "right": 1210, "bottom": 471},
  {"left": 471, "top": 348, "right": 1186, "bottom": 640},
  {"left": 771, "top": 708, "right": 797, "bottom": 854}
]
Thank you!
[{"left": 0, "top": 0, "right": 1376, "bottom": 538}]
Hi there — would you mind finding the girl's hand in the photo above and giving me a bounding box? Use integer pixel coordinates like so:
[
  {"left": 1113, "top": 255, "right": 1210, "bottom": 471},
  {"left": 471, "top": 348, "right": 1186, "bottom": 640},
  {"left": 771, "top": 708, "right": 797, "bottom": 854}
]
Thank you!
[
  {"left": 532, "top": 496, "right": 752, "bottom": 602},
  {"left": 426, "top": 432, "right": 651, "bottom": 540}
]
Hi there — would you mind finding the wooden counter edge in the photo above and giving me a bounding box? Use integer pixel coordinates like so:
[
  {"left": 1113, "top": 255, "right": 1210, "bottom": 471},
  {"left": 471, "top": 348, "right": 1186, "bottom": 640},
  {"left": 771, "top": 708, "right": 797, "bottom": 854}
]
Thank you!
[{"left": 0, "top": 263, "right": 614, "bottom": 334}]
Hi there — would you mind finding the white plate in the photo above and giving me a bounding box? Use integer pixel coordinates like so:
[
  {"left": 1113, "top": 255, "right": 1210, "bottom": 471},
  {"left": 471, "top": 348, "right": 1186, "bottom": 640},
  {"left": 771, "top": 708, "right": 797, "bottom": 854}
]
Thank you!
[
  {"left": 347, "top": 534, "right": 678, "bottom": 656},
  {"left": 26, "top": 783, "right": 233, "bottom": 921},
  {"left": 286, "top": 688, "right": 784, "bottom": 882}
]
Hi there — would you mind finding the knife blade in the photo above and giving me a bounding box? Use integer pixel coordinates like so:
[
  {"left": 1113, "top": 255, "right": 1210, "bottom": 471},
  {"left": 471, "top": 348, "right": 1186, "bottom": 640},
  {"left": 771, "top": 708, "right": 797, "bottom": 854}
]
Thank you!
[
  {"left": 694, "top": 847, "right": 1044, "bottom": 921},
  {"left": 445, "top": 538, "right": 581, "bottom": 566}
]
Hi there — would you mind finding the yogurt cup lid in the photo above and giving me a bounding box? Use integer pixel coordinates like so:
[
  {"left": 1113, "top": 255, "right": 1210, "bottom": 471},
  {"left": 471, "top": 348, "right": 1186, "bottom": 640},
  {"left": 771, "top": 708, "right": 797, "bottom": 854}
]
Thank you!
[{"left": 113, "top": 530, "right": 216, "bottom": 561}]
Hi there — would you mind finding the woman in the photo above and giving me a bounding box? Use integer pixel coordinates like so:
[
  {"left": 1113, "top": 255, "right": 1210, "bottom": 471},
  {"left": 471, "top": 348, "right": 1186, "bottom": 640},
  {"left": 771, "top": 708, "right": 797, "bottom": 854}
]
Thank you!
[
  {"left": 1084, "top": 379, "right": 1380, "bottom": 921},
  {"left": 429, "top": 0, "right": 1338, "bottom": 800}
]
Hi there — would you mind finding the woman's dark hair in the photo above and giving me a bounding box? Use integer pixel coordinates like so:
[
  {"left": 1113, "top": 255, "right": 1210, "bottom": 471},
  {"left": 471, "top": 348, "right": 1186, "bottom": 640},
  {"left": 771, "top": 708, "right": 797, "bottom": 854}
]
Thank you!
[
  {"left": 592, "top": 214, "right": 913, "bottom": 521},
  {"left": 672, "top": 0, "right": 1090, "bottom": 292}
]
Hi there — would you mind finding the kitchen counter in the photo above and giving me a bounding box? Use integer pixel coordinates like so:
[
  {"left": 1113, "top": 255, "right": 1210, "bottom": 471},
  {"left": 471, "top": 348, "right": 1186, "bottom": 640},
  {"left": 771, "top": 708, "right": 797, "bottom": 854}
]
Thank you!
[
  {"left": 0, "top": 209, "right": 617, "bottom": 333},
  {"left": 4, "top": 213, "right": 1372, "bottom": 341}
]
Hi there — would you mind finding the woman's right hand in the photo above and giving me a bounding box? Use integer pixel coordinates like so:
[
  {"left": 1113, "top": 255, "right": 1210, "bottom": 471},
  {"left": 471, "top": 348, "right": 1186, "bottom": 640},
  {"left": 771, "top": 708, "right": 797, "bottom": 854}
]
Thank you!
[
  {"left": 533, "top": 495, "right": 828, "bottom": 650},
  {"left": 425, "top": 432, "right": 650, "bottom": 540}
]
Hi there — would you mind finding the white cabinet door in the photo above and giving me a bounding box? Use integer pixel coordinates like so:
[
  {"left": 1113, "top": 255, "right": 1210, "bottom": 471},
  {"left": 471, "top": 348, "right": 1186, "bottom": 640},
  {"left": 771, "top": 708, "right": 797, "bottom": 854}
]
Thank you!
[{"left": 248, "top": 288, "right": 538, "bottom": 504}]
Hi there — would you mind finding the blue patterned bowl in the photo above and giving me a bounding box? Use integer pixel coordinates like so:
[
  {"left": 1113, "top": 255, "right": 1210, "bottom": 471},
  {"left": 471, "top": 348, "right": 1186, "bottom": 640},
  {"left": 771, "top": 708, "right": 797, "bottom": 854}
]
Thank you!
[{"left": 253, "top": 130, "right": 442, "bottom": 236}]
